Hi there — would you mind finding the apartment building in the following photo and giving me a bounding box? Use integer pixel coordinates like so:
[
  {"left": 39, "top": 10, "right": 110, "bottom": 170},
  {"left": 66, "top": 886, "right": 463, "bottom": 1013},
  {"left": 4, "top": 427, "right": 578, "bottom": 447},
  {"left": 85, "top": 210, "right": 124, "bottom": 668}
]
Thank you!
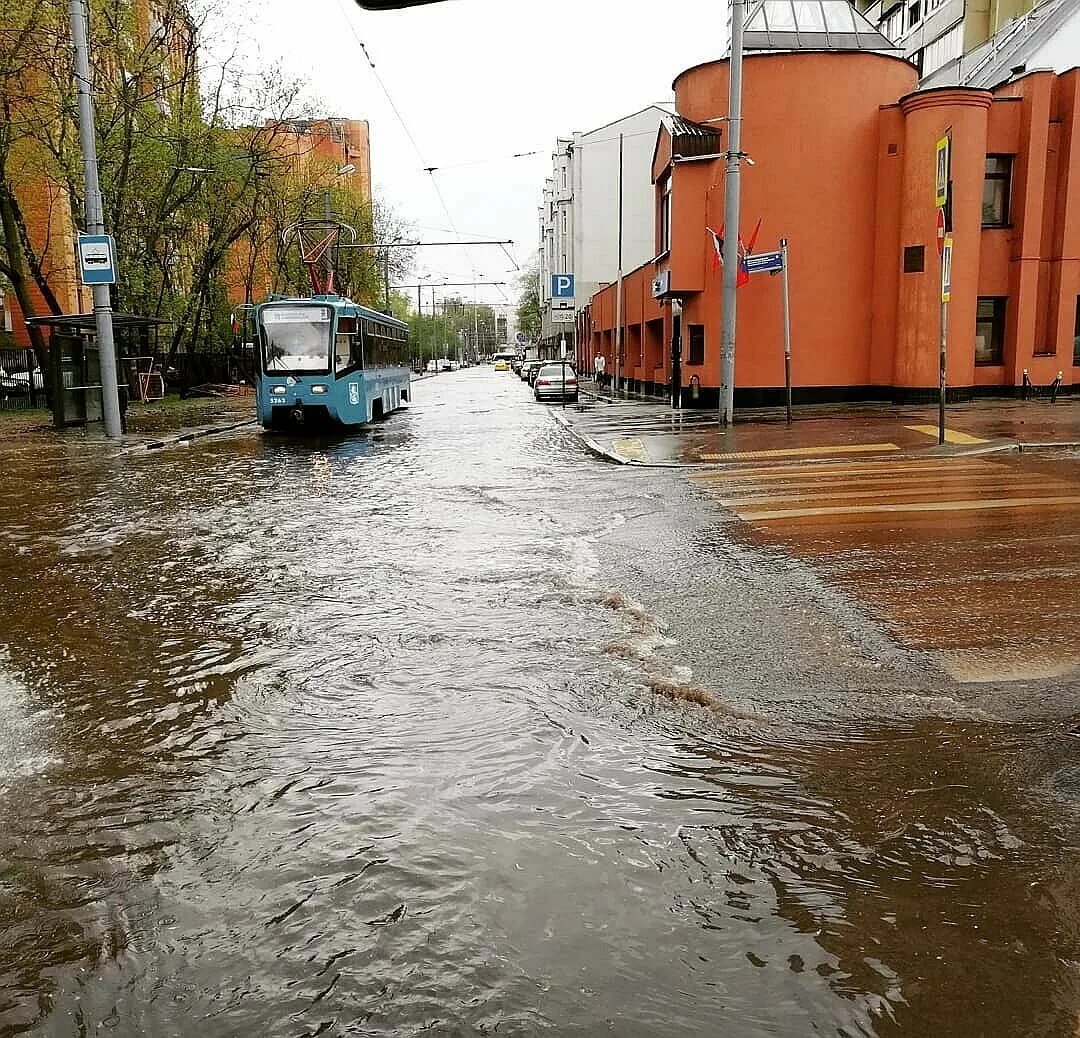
[{"left": 537, "top": 106, "right": 673, "bottom": 353}]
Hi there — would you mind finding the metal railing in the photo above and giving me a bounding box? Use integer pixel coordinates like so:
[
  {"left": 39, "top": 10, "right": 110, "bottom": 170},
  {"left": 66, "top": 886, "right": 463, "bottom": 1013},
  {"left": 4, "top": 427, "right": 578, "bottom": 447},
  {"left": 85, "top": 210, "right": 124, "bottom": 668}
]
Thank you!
[{"left": 0, "top": 349, "right": 43, "bottom": 410}]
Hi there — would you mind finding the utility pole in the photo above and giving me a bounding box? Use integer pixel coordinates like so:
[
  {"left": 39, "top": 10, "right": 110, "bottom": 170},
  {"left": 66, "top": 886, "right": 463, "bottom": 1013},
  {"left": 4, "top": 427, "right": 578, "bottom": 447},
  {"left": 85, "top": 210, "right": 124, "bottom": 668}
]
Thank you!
[
  {"left": 69, "top": 0, "right": 122, "bottom": 438},
  {"left": 615, "top": 132, "right": 624, "bottom": 396},
  {"left": 719, "top": 0, "right": 746, "bottom": 426},
  {"left": 417, "top": 283, "right": 423, "bottom": 370},
  {"left": 323, "top": 189, "right": 333, "bottom": 289},
  {"left": 383, "top": 248, "right": 390, "bottom": 312}
]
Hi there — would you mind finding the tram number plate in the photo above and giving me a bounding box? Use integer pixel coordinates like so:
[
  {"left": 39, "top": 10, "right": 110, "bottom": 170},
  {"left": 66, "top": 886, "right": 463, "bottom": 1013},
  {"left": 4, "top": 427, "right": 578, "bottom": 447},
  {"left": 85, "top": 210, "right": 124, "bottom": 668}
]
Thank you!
[{"left": 348, "top": 383, "right": 360, "bottom": 406}]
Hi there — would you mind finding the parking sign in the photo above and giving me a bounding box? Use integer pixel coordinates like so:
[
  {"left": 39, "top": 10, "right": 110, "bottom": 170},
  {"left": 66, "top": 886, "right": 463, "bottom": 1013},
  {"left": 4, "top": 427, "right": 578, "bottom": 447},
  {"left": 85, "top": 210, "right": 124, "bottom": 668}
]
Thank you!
[{"left": 551, "top": 273, "right": 575, "bottom": 300}]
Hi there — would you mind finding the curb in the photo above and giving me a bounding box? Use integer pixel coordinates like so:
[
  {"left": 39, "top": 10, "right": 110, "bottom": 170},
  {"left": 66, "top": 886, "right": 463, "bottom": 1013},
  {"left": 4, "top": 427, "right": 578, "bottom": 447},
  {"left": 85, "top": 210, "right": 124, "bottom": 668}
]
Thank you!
[
  {"left": 142, "top": 419, "right": 257, "bottom": 451},
  {"left": 552, "top": 411, "right": 628, "bottom": 465}
]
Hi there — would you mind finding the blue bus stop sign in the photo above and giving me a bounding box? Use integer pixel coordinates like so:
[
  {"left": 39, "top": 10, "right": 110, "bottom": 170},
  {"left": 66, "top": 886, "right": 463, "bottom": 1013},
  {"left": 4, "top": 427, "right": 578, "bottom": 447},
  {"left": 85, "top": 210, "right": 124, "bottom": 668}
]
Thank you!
[{"left": 78, "top": 234, "right": 117, "bottom": 286}]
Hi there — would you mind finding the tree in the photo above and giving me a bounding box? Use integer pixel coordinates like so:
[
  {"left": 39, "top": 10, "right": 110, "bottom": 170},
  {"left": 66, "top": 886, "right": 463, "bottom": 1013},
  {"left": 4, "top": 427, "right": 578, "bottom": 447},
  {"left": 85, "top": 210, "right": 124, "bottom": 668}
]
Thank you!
[{"left": 515, "top": 259, "right": 541, "bottom": 343}]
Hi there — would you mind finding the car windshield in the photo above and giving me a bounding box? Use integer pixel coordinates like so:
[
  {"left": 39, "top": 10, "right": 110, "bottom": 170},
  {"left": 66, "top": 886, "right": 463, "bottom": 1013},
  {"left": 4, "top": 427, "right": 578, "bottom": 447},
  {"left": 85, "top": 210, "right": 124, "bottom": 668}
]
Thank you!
[{"left": 260, "top": 305, "right": 333, "bottom": 373}]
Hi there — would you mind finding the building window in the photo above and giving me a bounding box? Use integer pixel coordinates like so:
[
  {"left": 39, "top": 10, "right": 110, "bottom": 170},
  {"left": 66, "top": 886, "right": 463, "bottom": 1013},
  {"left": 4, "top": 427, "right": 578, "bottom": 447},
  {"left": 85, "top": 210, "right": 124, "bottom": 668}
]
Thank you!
[
  {"left": 882, "top": 4, "right": 904, "bottom": 40},
  {"left": 982, "top": 155, "right": 1012, "bottom": 226},
  {"left": 975, "top": 297, "right": 1006, "bottom": 365},
  {"left": 1074, "top": 296, "right": 1080, "bottom": 366},
  {"left": 687, "top": 324, "right": 705, "bottom": 365},
  {"left": 658, "top": 176, "right": 672, "bottom": 255},
  {"left": 903, "top": 245, "right": 925, "bottom": 273},
  {"left": 907, "top": 0, "right": 921, "bottom": 29}
]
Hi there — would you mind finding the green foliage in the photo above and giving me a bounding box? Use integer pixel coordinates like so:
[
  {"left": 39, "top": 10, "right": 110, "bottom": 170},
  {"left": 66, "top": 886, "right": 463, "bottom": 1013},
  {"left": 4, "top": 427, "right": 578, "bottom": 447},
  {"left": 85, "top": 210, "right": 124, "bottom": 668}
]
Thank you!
[
  {"left": 515, "top": 259, "right": 541, "bottom": 342},
  {"left": 0, "top": 0, "right": 416, "bottom": 363}
]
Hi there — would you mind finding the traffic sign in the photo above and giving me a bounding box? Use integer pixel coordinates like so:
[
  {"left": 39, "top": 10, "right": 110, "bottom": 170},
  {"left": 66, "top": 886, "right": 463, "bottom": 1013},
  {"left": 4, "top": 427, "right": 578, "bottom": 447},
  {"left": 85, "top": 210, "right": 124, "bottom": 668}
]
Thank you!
[
  {"left": 743, "top": 250, "right": 784, "bottom": 275},
  {"left": 935, "top": 136, "right": 949, "bottom": 208},
  {"left": 551, "top": 309, "right": 575, "bottom": 323},
  {"left": 941, "top": 233, "right": 953, "bottom": 302},
  {"left": 515, "top": 331, "right": 527, "bottom": 345},
  {"left": 551, "top": 273, "right": 575, "bottom": 300},
  {"left": 936, "top": 207, "right": 946, "bottom": 256},
  {"left": 78, "top": 234, "right": 116, "bottom": 285}
]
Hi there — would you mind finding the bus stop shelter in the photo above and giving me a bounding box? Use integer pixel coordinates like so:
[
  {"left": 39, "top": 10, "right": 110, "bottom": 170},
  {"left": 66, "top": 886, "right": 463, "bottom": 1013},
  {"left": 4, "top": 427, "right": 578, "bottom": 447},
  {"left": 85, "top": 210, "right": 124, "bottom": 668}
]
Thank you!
[{"left": 25, "top": 313, "right": 168, "bottom": 429}]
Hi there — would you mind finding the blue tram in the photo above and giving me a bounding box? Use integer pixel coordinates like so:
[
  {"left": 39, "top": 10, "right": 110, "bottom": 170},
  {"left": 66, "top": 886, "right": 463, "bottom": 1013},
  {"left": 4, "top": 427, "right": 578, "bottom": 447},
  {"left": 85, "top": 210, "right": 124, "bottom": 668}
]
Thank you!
[{"left": 254, "top": 294, "right": 412, "bottom": 430}]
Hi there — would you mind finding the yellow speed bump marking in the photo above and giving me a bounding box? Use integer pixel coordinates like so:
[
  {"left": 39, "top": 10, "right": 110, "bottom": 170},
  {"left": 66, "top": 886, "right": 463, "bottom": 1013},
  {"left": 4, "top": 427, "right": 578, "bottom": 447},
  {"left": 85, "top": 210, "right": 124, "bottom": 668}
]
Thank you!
[
  {"left": 905, "top": 425, "right": 988, "bottom": 445},
  {"left": 699, "top": 442, "right": 900, "bottom": 462},
  {"left": 612, "top": 436, "right": 650, "bottom": 463}
]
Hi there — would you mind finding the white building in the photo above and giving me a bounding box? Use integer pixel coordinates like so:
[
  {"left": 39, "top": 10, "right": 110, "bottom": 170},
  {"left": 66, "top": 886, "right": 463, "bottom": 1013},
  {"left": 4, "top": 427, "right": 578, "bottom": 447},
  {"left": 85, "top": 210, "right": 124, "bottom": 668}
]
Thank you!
[{"left": 538, "top": 105, "right": 673, "bottom": 352}]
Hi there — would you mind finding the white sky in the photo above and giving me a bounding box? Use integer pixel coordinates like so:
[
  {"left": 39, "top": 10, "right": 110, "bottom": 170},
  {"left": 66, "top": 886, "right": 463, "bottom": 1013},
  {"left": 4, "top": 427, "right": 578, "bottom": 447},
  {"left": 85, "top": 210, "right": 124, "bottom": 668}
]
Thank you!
[{"left": 239, "top": 0, "right": 728, "bottom": 306}]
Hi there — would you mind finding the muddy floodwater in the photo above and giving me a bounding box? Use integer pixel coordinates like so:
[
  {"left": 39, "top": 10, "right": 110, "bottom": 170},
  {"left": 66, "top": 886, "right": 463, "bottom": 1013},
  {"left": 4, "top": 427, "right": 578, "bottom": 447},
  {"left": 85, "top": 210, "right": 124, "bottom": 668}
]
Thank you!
[{"left": 1, "top": 371, "right": 1079, "bottom": 1037}]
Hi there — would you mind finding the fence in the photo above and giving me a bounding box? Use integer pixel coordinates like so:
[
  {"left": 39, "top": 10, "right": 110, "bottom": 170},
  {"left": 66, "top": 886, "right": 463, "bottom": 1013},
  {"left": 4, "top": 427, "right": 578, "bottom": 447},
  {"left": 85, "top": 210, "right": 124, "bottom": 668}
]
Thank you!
[{"left": 0, "top": 348, "right": 42, "bottom": 411}]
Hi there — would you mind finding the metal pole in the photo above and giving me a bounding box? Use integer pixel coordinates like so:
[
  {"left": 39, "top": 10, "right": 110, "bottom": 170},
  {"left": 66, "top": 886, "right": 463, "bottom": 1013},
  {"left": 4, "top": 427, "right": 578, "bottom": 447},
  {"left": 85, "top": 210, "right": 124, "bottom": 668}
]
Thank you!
[
  {"left": 671, "top": 299, "right": 683, "bottom": 410},
  {"left": 780, "top": 237, "right": 792, "bottom": 425},
  {"left": 383, "top": 248, "right": 390, "bottom": 312},
  {"left": 939, "top": 296, "right": 948, "bottom": 445},
  {"left": 615, "top": 132, "right": 624, "bottom": 396},
  {"left": 417, "top": 283, "right": 422, "bottom": 370},
  {"left": 561, "top": 335, "right": 567, "bottom": 409},
  {"left": 323, "top": 189, "right": 333, "bottom": 291},
  {"left": 719, "top": 0, "right": 745, "bottom": 427},
  {"left": 69, "top": 0, "right": 121, "bottom": 438}
]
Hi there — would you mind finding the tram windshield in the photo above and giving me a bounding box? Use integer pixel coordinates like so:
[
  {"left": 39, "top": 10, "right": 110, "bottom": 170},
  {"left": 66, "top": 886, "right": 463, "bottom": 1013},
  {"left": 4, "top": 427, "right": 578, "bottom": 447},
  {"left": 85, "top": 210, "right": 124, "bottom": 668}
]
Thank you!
[{"left": 260, "top": 305, "right": 333, "bottom": 373}]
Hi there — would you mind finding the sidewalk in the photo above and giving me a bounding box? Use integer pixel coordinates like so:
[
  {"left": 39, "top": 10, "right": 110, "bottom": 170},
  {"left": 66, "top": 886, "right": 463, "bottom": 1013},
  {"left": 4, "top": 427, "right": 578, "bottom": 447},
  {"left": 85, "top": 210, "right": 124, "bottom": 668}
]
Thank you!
[{"left": 560, "top": 383, "right": 1080, "bottom": 466}]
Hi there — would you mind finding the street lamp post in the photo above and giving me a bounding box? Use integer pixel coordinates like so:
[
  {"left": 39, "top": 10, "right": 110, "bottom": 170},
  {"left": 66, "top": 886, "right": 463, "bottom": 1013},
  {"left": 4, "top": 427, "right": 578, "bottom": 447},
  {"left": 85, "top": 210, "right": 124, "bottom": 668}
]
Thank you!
[
  {"left": 719, "top": 0, "right": 746, "bottom": 427},
  {"left": 69, "top": 0, "right": 122, "bottom": 438}
]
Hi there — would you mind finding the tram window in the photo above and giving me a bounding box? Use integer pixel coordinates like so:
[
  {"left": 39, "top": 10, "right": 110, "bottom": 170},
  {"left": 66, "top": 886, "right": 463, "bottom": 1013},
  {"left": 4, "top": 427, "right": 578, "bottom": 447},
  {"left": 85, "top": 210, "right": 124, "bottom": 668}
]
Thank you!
[{"left": 335, "top": 334, "right": 351, "bottom": 371}]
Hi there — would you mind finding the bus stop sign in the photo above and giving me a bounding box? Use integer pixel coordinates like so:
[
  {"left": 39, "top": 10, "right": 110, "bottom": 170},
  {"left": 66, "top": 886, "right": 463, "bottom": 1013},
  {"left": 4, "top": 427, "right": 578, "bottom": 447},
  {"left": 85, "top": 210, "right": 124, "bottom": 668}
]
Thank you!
[{"left": 78, "top": 234, "right": 116, "bottom": 286}]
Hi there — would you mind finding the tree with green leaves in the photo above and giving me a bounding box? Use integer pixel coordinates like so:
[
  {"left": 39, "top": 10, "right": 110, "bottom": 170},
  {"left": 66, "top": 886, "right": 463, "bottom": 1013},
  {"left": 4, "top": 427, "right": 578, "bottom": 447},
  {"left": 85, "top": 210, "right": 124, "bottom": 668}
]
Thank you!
[{"left": 515, "top": 259, "right": 541, "bottom": 343}]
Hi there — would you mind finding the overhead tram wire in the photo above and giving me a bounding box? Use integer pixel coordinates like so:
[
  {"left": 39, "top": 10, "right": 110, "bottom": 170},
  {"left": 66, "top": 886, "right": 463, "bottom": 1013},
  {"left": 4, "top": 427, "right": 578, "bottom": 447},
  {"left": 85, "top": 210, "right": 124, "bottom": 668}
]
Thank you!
[{"left": 333, "top": 0, "right": 480, "bottom": 284}]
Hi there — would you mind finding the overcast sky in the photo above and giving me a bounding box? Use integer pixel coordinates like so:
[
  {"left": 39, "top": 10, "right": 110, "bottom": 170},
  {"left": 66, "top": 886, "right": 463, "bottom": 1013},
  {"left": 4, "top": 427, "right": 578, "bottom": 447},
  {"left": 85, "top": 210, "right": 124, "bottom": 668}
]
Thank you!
[{"left": 239, "top": 0, "right": 728, "bottom": 307}]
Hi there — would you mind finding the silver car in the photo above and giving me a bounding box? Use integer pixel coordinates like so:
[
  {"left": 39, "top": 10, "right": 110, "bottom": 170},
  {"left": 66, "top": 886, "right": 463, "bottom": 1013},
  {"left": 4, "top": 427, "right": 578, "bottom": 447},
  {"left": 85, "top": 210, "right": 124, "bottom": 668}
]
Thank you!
[{"left": 533, "top": 363, "right": 578, "bottom": 403}]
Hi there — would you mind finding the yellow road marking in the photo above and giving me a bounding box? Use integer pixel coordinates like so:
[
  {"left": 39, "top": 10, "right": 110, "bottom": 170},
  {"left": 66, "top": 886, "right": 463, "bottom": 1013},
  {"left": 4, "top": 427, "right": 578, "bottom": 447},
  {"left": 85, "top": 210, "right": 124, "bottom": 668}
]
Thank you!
[
  {"left": 699, "top": 442, "right": 900, "bottom": 461},
  {"left": 611, "top": 436, "right": 650, "bottom": 463},
  {"left": 905, "top": 425, "right": 988, "bottom": 445},
  {"left": 737, "top": 495, "right": 1080, "bottom": 521},
  {"left": 713, "top": 480, "right": 1061, "bottom": 507}
]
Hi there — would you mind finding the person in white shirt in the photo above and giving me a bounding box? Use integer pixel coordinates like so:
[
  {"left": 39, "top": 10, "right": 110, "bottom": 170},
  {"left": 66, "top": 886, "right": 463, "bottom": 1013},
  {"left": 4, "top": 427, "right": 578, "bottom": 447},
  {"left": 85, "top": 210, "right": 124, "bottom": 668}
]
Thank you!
[{"left": 594, "top": 352, "right": 606, "bottom": 390}]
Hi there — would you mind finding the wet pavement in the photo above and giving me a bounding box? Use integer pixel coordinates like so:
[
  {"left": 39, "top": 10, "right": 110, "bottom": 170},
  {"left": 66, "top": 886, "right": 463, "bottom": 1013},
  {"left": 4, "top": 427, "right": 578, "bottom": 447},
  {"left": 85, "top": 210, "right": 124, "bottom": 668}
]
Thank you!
[
  {"left": 1, "top": 369, "right": 1080, "bottom": 1036},
  {"left": 565, "top": 391, "right": 1080, "bottom": 465}
]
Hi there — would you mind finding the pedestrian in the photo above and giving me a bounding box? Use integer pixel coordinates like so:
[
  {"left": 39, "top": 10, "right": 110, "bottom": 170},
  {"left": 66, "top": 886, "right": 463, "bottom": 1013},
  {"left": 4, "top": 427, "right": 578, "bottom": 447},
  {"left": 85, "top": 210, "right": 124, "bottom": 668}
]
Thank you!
[{"left": 594, "top": 351, "right": 606, "bottom": 392}]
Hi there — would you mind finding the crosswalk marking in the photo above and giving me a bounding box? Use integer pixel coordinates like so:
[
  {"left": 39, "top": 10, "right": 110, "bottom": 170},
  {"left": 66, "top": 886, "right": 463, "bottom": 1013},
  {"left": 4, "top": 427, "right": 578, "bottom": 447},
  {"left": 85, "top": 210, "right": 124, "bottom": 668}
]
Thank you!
[
  {"left": 737, "top": 494, "right": 1080, "bottom": 522},
  {"left": 905, "top": 424, "right": 988, "bottom": 445},
  {"left": 699, "top": 442, "right": 900, "bottom": 461}
]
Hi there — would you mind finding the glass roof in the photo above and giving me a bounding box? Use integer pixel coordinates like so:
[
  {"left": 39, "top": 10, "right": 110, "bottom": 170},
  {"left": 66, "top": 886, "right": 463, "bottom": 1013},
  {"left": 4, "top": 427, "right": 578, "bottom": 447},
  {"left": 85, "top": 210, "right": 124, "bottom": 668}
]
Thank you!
[{"left": 742, "top": 0, "right": 899, "bottom": 51}]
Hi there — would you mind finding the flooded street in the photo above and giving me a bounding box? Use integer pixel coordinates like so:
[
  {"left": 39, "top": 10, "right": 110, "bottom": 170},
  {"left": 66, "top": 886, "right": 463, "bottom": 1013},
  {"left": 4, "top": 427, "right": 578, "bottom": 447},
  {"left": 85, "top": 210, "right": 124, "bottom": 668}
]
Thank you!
[{"left": 2, "top": 370, "right": 1079, "bottom": 1036}]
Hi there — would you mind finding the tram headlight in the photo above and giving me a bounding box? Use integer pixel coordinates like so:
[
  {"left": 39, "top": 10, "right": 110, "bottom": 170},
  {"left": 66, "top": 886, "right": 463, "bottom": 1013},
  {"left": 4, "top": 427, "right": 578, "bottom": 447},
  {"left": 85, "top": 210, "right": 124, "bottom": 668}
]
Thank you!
[
  {"left": 311, "top": 385, "right": 329, "bottom": 394},
  {"left": 271, "top": 385, "right": 287, "bottom": 396}
]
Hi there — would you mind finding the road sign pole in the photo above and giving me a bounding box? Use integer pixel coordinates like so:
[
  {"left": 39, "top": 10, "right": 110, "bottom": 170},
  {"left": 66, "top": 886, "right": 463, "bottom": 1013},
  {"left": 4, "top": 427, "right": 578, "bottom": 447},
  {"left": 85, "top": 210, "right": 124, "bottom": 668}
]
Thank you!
[
  {"left": 70, "top": 0, "right": 122, "bottom": 438},
  {"left": 939, "top": 295, "right": 948, "bottom": 445},
  {"left": 939, "top": 233, "right": 952, "bottom": 446},
  {"left": 780, "top": 238, "right": 792, "bottom": 425}
]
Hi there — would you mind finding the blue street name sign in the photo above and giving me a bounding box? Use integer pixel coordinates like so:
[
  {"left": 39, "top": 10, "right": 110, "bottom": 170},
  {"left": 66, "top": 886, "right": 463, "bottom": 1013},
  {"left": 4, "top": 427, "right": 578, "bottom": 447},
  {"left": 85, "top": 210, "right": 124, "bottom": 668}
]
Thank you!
[
  {"left": 743, "top": 250, "right": 784, "bottom": 275},
  {"left": 551, "top": 273, "right": 575, "bottom": 299},
  {"left": 78, "top": 234, "right": 117, "bottom": 286}
]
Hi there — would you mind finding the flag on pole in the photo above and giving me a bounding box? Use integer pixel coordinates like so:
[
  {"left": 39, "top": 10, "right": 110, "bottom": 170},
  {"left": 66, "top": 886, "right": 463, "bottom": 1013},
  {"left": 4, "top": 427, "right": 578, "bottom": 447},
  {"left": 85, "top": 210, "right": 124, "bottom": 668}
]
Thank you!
[
  {"left": 708, "top": 220, "right": 760, "bottom": 287},
  {"left": 707, "top": 225, "right": 724, "bottom": 269}
]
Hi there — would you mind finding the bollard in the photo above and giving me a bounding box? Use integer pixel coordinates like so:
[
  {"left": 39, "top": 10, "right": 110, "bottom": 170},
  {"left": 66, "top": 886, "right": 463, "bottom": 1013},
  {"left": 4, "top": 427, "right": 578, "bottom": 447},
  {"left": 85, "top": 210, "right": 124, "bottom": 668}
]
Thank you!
[
  {"left": 690, "top": 374, "right": 700, "bottom": 402},
  {"left": 1022, "top": 369, "right": 1031, "bottom": 400},
  {"left": 1051, "top": 371, "right": 1063, "bottom": 404}
]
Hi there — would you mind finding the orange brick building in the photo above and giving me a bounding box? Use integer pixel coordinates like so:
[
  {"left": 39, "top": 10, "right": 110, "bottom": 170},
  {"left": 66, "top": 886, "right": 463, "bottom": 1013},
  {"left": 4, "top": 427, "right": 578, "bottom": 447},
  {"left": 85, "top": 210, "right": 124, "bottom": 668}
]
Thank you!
[
  {"left": 585, "top": 51, "right": 1080, "bottom": 404},
  {"left": 226, "top": 118, "right": 373, "bottom": 305}
]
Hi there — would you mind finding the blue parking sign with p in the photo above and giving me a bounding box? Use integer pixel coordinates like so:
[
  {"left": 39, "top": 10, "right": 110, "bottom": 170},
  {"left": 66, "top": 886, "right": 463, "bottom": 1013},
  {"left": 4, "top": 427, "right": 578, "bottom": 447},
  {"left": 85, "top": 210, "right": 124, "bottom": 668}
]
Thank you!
[{"left": 551, "top": 273, "right": 575, "bottom": 299}]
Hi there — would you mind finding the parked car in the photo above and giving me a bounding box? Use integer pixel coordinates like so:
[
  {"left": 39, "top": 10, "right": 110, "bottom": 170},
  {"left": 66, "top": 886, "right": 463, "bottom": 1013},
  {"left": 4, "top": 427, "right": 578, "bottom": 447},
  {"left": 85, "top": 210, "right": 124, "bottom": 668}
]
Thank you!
[
  {"left": 438, "top": 358, "right": 453, "bottom": 372},
  {"left": 533, "top": 363, "right": 578, "bottom": 403},
  {"left": 523, "top": 360, "right": 547, "bottom": 385},
  {"left": 511, "top": 357, "right": 523, "bottom": 374},
  {"left": 426, "top": 359, "right": 438, "bottom": 373}
]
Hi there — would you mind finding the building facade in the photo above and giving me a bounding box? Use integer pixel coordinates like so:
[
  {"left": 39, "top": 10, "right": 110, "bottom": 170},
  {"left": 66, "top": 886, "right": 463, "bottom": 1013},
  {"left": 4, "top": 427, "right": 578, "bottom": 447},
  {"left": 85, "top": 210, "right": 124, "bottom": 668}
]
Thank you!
[
  {"left": 537, "top": 106, "right": 672, "bottom": 354},
  {"left": 586, "top": 50, "right": 1080, "bottom": 405}
]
